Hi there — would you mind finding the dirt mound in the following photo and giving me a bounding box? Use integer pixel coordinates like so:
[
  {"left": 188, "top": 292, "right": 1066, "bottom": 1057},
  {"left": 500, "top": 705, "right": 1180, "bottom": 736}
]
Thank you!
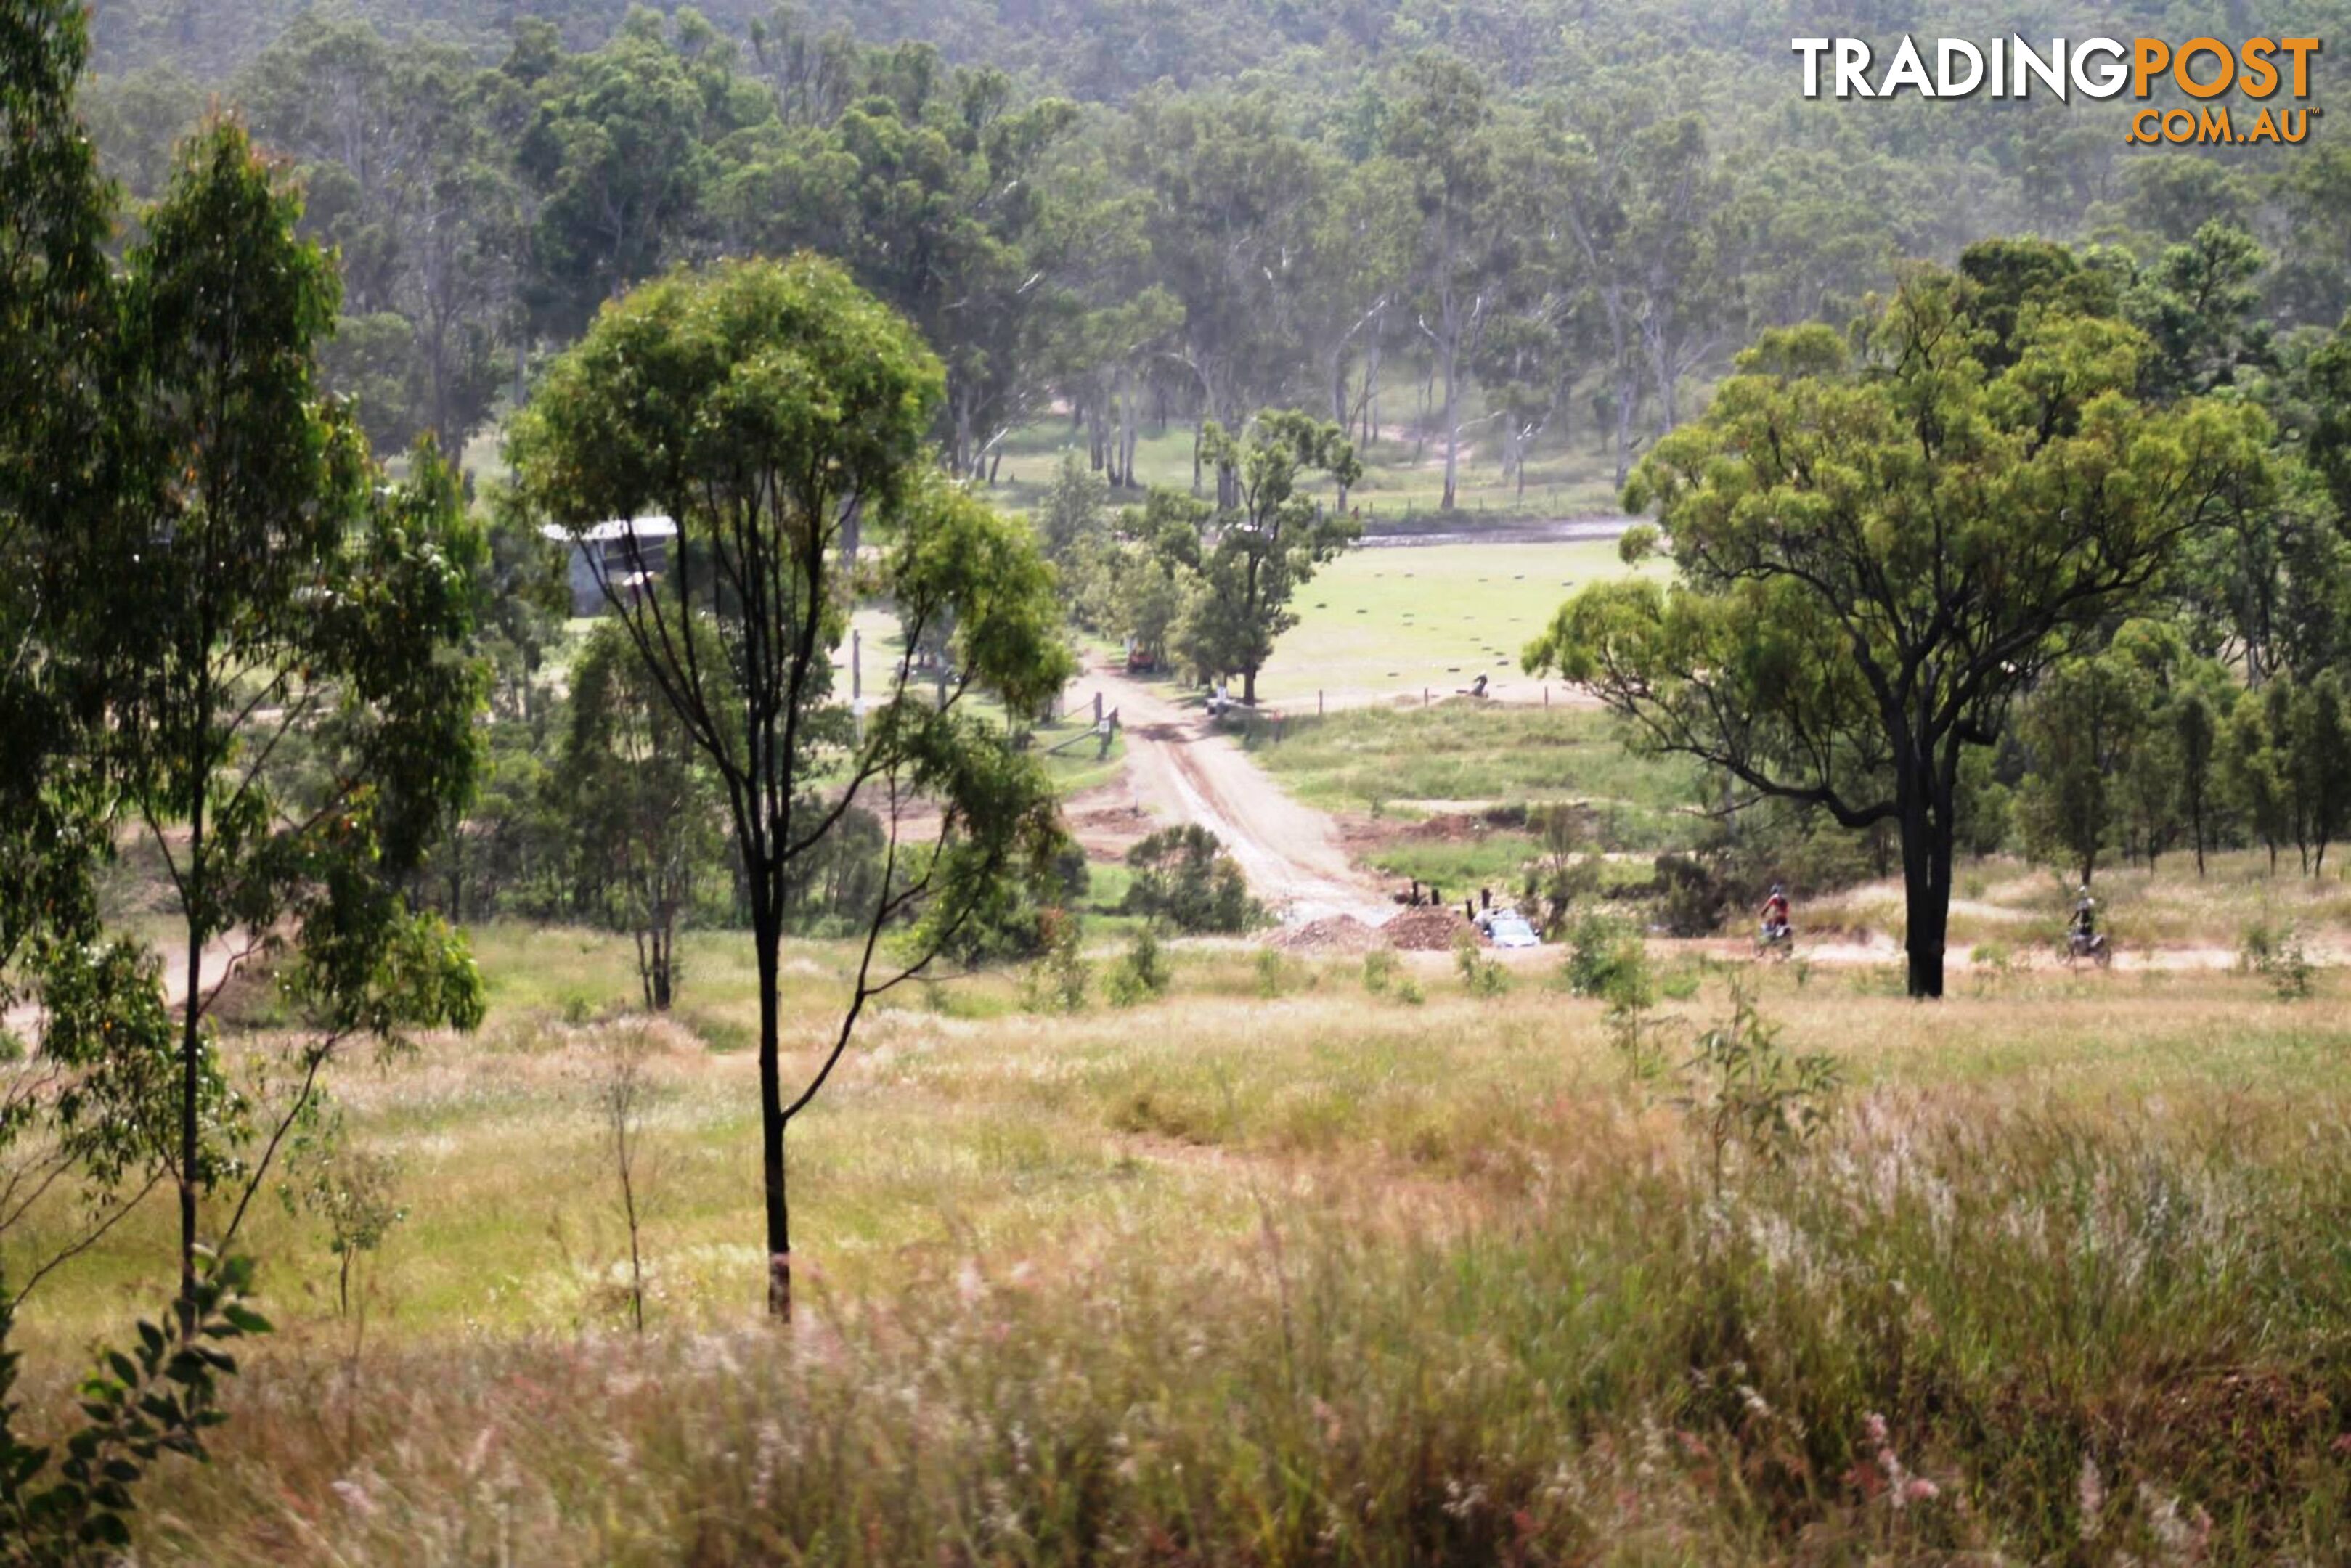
[
  {"left": 1064, "top": 795, "right": 1156, "bottom": 860},
  {"left": 1401, "top": 804, "right": 1532, "bottom": 842},
  {"left": 1383, "top": 907, "right": 1486, "bottom": 951},
  {"left": 1271, "top": 915, "right": 1387, "bottom": 954}
]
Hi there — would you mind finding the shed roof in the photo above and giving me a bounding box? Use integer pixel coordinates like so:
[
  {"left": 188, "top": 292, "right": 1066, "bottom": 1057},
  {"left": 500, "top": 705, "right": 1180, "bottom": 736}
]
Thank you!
[{"left": 540, "top": 515, "right": 678, "bottom": 544}]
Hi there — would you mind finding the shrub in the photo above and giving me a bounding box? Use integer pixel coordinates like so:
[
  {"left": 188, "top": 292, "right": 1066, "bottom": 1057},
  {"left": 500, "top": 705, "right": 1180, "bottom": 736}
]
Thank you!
[
  {"left": 1021, "top": 909, "right": 1091, "bottom": 1013},
  {"left": 1650, "top": 853, "right": 1729, "bottom": 936},
  {"left": 1452, "top": 930, "right": 1509, "bottom": 997},
  {"left": 1104, "top": 927, "right": 1170, "bottom": 1006},
  {"left": 1562, "top": 912, "right": 1653, "bottom": 1009},
  {"left": 1361, "top": 949, "right": 1397, "bottom": 994},
  {"left": 1253, "top": 947, "right": 1290, "bottom": 998},
  {"left": 1674, "top": 983, "right": 1841, "bottom": 1193},
  {"left": 0, "top": 1254, "right": 270, "bottom": 1556},
  {"left": 1121, "top": 826, "right": 1263, "bottom": 934},
  {"left": 2240, "top": 919, "right": 2316, "bottom": 1001}
]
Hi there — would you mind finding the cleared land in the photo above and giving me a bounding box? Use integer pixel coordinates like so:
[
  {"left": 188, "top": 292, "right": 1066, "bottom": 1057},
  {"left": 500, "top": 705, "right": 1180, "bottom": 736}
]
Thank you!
[
  {"left": 15, "top": 935, "right": 2351, "bottom": 1562},
  {"left": 23, "top": 494, "right": 2351, "bottom": 1563},
  {"left": 1246, "top": 537, "right": 1665, "bottom": 711},
  {"left": 1251, "top": 699, "right": 1699, "bottom": 825}
]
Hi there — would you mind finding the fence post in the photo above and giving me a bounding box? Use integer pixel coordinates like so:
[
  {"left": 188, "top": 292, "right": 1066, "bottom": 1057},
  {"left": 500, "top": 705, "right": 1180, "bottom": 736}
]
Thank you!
[{"left": 1319, "top": 689, "right": 1324, "bottom": 716}]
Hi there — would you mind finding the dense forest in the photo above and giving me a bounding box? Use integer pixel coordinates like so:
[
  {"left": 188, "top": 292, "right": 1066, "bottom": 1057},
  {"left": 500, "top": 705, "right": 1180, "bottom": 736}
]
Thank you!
[{"left": 70, "top": 0, "right": 2351, "bottom": 498}]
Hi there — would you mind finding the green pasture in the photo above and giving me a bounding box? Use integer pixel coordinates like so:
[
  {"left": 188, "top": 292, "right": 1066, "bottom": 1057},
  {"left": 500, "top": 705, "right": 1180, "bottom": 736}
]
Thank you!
[{"left": 1248, "top": 538, "right": 1661, "bottom": 709}]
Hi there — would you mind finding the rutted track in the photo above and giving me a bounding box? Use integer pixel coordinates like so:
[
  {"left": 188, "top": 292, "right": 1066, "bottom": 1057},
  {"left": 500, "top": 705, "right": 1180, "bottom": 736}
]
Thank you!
[{"left": 1083, "top": 662, "right": 1391, "bottom": 926}]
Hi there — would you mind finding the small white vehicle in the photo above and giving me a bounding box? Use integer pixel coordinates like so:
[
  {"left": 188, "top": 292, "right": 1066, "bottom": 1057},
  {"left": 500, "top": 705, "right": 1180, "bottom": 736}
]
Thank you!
[{"left": 1481, "top": 910, "right": 1542, "bottom": 949}]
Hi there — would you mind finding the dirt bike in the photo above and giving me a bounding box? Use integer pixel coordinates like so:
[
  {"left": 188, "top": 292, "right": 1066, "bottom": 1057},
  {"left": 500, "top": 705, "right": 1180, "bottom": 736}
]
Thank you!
[
  {"left": 1755, "top": 921, "right": 1794, "bottom": 960},
  {"left": 2065, "top": 928, "right": 2112, "bottom": 969}
]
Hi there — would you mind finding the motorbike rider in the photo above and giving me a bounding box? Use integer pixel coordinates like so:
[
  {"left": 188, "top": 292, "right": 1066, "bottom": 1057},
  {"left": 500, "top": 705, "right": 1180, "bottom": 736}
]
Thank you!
[
  {"left": 1759, "top": 883, "right": 1791, "bottom": 938},
  {"left": 2071, "top": 885, "right": 2098, "bottom": 944}
]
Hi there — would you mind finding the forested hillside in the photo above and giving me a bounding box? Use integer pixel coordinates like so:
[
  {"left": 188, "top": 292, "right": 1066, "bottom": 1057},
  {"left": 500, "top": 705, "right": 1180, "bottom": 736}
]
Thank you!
[{"left": 74, "top": 0, "right": 2351, "bottom": 495}]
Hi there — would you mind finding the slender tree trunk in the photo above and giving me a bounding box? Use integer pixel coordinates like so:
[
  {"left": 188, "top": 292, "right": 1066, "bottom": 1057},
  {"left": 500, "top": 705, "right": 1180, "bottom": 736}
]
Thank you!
[
  {"left": 1439, "top": 324, "right": 1461, "bottom": 513},
  {"left": 177, "top": 801, "right": 205, "bottom": 1334},
  {"left": 1242, "top": 666, "right": 1258, "bottom": 705},
  {"left": 1898, "top": 767, "right": 1951, "bottom": 1000},
  {"left": 1122, "top": 385, "right": 1139, "bottom": 487},
  {"left": 652, "top": 917, "right": 672, "bottom": 1010},
  {"left": 1611, "top": 367, "right": 1639, "bottom": 491},
  {"left": 756, "top": 917, "right": 790, "bottom": 1320}
]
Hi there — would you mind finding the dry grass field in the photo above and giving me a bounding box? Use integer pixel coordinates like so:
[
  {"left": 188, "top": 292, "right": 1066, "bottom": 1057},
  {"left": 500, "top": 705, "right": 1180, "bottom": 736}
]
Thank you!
[{"left": 12, "top": 921, "right": 2351, "bottom": 1564}]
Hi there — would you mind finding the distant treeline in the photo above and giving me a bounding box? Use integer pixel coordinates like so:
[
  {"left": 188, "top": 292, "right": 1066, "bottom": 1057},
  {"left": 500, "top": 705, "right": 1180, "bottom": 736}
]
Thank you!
[{"left": 73, "top": 0, "right": 2351, "bottom": 494}]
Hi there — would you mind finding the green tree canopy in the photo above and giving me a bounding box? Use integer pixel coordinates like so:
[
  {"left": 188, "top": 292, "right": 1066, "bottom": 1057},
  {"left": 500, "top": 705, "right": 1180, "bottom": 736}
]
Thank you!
[
  {"left": 512, "top": 253, "right": 1072, "bottom": 1318},
  {"left": 90, "top": 119, "right": 488, "bottom": 1323},
  {"left": 1157, "top": 409, "right": 1361, "bottom": 704},
  {"left": 1525, "top": 267, "right": 2270, "bottom": 997}
]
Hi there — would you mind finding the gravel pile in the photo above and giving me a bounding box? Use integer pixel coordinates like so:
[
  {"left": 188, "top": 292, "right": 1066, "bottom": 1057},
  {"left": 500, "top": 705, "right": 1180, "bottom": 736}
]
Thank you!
[
  {"left": 1269, "top": 915, "right": 1387, "bottom": 954},
  {"left": 1382, "top": 907, "right": 1486, "bottom": 951}
]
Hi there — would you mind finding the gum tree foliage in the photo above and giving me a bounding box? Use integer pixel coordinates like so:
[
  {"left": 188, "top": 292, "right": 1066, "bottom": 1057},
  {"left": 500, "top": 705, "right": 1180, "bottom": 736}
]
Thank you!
[
  {"left": 2014, "top": 642, "right": 2154, "bottom": 888},
  {"left": 1, "top": 0, "right": 113, "bottom": 1013},
  {"left": 4, "top": 9, "right": 463, "bottom": 1549},
  {"left": 1120, "top": 825, "right": 1260, "bottom": 934},
  {"left": 0, "top": 1251, "right": 270, "bottom": 1559},
  {"left": 2275, "top": 668, "right": 2351, "bottom": 875},
  {"left": 1156, "top": 409, "right": 1361, "bottom": 705},
  {"left": 1388, "top": 52, "right": 1499, "bottom": 514},
  {"left": 1525, "top": 266, "right": 2270, "bottom": 998},
  {"left": 90, "top": 120, "right": 489, "bottom": 1328},
  {"left": 561, "top": 620, "right": 725, "bottom": 1011},
  {"left": 513, "top": 256, "right": 1071, "bottom": 1320},
  {"left": 1, "top": 0, "right": 163, "bottom": 1335}
]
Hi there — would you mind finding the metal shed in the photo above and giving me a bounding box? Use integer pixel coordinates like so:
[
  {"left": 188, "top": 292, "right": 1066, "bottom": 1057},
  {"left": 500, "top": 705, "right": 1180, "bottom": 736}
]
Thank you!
[{"left": 540, "top": 515, "right": 679, "bottom": 616}]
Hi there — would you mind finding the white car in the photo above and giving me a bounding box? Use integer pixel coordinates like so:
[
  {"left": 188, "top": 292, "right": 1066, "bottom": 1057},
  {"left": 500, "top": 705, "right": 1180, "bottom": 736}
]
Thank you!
[{"left": 1482, "top": 911, "right": 1541, "bottom": 949}]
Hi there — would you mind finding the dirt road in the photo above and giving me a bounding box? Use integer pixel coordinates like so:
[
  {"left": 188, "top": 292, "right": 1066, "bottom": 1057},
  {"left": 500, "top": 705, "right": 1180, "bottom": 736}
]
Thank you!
[
  {"left": 3, "top": 932, "right": 253, "bottom": 1045},
  {"left": 1358, "top": 517, "right": 1637, "bottom": 550},
  {"left": 1081, "top": 662, "right": 1393, "bottom": 926}
]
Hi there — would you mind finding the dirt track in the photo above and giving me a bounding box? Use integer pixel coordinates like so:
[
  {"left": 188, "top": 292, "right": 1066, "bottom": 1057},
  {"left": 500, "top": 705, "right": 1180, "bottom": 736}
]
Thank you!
[
  {"left": 3, "top": 932, "right": 250, "bottom": 1043},
  {"left": 1081, "top": 662, "right": 1393, "bottom": 925}
]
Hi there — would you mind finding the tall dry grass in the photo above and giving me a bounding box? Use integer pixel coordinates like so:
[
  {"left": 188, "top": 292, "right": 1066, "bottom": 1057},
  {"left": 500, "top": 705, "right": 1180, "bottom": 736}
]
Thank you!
[
  {"left": 107, "top": 1071, "right": 2351, "bottom": 1561},
  {"left": 14, "top": 936, "right": 2351, "bottom": 1561}
]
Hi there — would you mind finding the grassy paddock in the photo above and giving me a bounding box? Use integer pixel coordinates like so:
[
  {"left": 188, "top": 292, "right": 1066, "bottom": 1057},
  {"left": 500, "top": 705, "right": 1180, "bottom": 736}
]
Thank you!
[
  {"left": 1812, "top": 851, "right": 2351, "bottom": 953},
  {"left": 1249, "top": 539, "right": 1661, "bottom": 709},
  {"left": 14, "top": 927, "right": 2351, "bottom": 1562},
  {"left": 983, "top": 398, "right": 1632, "bottom": 524},
  {"left": 1253, "top": 698, "right": 1700, "bottom": 831}
]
